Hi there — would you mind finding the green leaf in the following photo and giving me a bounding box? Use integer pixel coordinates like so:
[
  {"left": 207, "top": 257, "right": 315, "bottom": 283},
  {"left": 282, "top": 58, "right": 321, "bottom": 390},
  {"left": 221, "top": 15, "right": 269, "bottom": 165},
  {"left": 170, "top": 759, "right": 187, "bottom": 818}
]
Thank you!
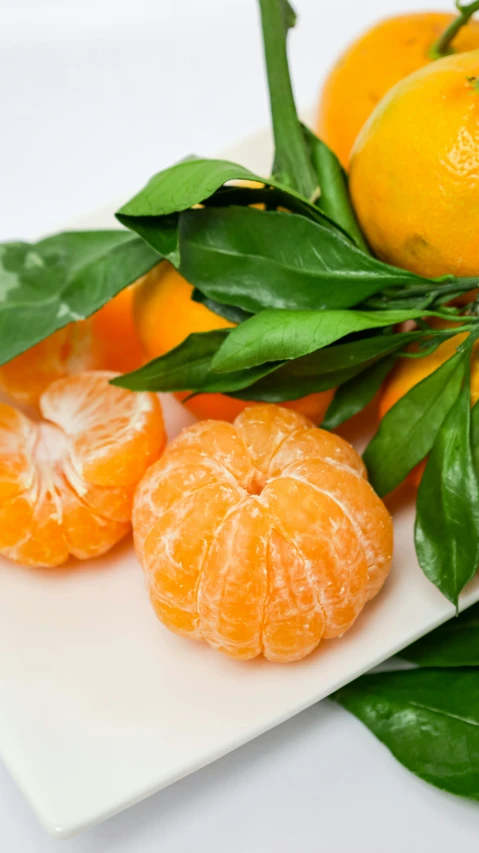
[
  {"left": 322, "top": 356, "right": 396, "bottom": 430},
  {"left": 471, "top": 399, "right": 479, "bottom": 476},
  {"left": 415, "top": 356, "right": 479, "bottom": 606},
  {"left": 258, "top": 0, "right": 318, "bottom": 200},
  {"left": 117, "top": 158, "right": 261, "bottom": 218},
  {"left": 363, "top": 352, "right": 465, "bottom": 497},
  {"left": 112, "top": 330, "right": 279, "bottom": 394},
  {"left": 178, "top": 206, "right": 432, "bottom": 315},
  {"left": 115, "top": 213, "right": 179, "bottom": 265},
  {"left": 116, "top": 157, "right": 335, "bottom": 228},
  {"left": 191, "top": 290, "right": 252, "bottom": 325},
  {"left": 0, "top": 232, "right": 159, "bottom": 366},
  {"left": 401, "top": 602, "right": 479, "bottom": 667},
  {"left": 333, "top": 669, "right": 479, "bottom": 801},
  {"left": 302, "top": 124, "right": 368, "bottom": 251},
  {"left": 211, "top": 307, "right": 441, "bottom": 373}
]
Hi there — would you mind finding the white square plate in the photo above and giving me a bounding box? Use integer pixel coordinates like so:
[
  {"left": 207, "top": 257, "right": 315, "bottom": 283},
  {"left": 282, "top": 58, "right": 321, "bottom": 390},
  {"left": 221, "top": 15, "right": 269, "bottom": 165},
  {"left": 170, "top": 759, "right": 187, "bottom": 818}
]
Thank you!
[{"left": 1, "top": 126, "right": 478, "bottom": 839}]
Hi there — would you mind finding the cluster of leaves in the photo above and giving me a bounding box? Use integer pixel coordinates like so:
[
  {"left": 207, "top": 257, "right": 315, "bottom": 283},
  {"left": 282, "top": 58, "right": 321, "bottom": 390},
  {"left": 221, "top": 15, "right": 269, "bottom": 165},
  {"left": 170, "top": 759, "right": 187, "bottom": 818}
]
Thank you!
[
  {"left": 333, "top": 601, "right": 479, "bottom": 802},
  {"left": 1, "top": 0, "right": 479, "bottom": 612}
]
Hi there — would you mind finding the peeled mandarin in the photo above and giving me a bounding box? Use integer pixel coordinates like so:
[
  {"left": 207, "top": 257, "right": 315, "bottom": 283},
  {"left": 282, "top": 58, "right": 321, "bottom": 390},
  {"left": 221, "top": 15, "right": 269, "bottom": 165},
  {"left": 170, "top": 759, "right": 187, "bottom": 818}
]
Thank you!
[
  {"left": 0, "top": 372, "right": 165, "bottom": 568},
  {"left": 133, "top": 404, "right": 393, "bottom": 663}
]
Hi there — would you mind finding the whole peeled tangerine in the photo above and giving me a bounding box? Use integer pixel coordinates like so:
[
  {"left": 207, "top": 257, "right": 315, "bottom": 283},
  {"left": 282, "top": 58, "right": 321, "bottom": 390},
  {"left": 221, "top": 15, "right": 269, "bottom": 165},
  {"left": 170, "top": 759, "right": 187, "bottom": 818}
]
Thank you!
[{"left": 133, "top": 405, "right": 393, "bottom": 663}]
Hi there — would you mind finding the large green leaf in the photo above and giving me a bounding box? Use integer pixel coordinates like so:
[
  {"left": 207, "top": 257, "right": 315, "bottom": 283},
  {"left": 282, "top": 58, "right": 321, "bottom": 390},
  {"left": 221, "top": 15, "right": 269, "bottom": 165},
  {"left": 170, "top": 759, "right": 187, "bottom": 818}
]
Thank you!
[
  {"left": 211, "top": 308, "right": 444, "bottom": 373},
  {"left": 322, "top": 356, "right": 396, "bottom": 430},
  {"left": 0, "top": 232, "right": 158, "bottom": 366},
  {"left": 178, "top": 206, "right": 436, "bottom": 314},
  {"left": 302, "top": 124, "right": 367, "bottom": 251},
  {"left": 415, "top": 357, "right": 479, "bottom": 606},
  {"left": 363, "top": 352, "right": 465, "bottom": 497},
  {"left": 112, "top": 330, "right": 279, "bottom": 394},
  {"left": 115, "top": 214, "right": 180, "bottom": 265},
  {"left": 333, "top": 669, "right": 479, "bottom": 801},
  {"left": 401, "top": 602, "right": 479, "bottom": 667}
]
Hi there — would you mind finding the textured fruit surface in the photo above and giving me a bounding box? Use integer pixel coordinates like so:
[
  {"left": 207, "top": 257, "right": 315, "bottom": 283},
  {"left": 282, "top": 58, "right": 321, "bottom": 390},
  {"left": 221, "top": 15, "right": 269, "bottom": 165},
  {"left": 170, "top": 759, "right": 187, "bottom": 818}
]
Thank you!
[
  {"left": 316, "top": 12, "right": 479, "bottom": 168},
  {"left": 350, "top": 49, "right": 479, "bottom": 278},
  {"left": 134, "top": 262, "right": 334, "bottom": 423},
  {"left": 0, "top": 372, "right": 165, "bottom": 568},
  {"left": 0, "top": 288, "right": 143, "bottom": 408},
  {"left": 133, "top": 405, "right": 393, "bottom": 662}
]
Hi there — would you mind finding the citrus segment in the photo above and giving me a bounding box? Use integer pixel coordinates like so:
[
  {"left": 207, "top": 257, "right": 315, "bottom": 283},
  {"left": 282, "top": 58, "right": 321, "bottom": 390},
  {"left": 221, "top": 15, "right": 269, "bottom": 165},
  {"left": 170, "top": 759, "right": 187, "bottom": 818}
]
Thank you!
[
  {"left": 40, "top": 372, "right": 164, "bottom": 487},
  {"left": 0, "top": 322, "right": 101, "bottom": 408},
  {"left": 0, "top": 372, "right": 165, "bottom": 568},
  {"left": 263, "top": 529, "right": 325, "bottom": 663},
  {"left": 133, "top": 404, "right": 393, "bottom": 662},
  {"left": 143, "top": 483, "right": 242, "bottom": 637},
  {"left": 262, "top": 476, "right": 369, "bottom": 639},
  {"left": 0, "top": 287, "right": 144, "bottom": 410}
]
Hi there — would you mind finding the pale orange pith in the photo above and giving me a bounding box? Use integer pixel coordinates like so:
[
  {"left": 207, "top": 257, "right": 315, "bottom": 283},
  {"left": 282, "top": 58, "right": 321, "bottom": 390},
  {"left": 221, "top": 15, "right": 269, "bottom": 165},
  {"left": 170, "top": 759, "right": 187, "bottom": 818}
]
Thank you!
[
  {"left": 0, "top": 287, "right": 143, "bottom": 408},
  {"left": 134, "top": 262, "right": 334, "bottom": 424},
  {"left": 349, "top": 49, "right": 479, "bottom": 279},
  {"left": 316, "top": 12, "right": 479, "bottom": 169},
  {"left": 0, "top": 372, "right": 165, "bottom": 568},
  {"left": 133, "top": 405, "right": 393, "bottom": 663}
]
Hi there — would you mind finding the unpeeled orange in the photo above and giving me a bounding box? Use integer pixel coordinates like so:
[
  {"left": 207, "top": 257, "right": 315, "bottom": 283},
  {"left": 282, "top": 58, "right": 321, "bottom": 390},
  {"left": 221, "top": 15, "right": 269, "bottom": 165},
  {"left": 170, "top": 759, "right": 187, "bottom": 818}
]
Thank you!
[
  {"left": 316, "top": 11, "right": 479, "bottom": 168},
  {"left": 134, "top": 262, "right": 334, "bottom": 424},
  {"left": 349, "top": 49, "right": 479, "bottom": 278},
  {"left": 0, "top": 371, "right": 165, "bottom": 568},
  {"left": 133, "top": 404, "right": 393, "bottom": 662}
]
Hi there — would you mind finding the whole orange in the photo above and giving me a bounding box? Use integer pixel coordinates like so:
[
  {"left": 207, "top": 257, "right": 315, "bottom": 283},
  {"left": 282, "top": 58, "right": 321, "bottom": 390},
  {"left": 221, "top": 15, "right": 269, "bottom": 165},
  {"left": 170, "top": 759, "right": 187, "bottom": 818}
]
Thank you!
[
  {"left": 316, "top": 11, "right": 479, "bottom": 169},
  {"left": 134, "top": 263, "right": 334, "bottom": 423},
  {"left": 349, "top": 49, "right": 479, "bottom": 279}
]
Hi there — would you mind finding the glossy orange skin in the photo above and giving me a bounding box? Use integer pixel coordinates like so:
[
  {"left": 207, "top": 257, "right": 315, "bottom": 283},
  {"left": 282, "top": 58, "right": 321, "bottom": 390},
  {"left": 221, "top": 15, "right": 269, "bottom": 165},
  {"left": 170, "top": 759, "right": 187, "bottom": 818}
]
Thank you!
[
  {"left": 134, "top": 263, "right": 334, "bottom": 423},
  {"left": 316, "top": 12, "right": 479, "bottom": 169},
  {"left": 350, "top": 49, "right": 479, "bottom": 279}
]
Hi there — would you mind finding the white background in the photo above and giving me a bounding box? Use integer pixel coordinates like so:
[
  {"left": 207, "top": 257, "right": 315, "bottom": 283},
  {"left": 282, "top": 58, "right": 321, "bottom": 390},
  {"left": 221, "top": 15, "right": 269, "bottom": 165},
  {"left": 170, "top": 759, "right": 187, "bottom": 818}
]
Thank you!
[{"left": 2, "top": 0, "right": 479, "bottom": 850}]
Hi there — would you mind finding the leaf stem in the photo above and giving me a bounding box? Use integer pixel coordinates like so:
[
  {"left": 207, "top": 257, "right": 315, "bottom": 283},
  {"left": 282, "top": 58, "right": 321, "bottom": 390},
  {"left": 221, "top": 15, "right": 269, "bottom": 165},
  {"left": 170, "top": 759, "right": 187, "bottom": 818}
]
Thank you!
[
  {"left": 258, "top": 0, "right": 318, "bottom": 200},
  {"left": 429, "top": 0, "right": 479, "bottom": 59}
]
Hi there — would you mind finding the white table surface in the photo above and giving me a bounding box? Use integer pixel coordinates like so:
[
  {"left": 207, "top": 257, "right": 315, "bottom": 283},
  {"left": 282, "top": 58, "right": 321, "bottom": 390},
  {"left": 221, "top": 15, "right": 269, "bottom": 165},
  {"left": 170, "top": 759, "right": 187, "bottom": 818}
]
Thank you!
[{"left": 2, "top": 0, "right": 478, "bottom": 849}]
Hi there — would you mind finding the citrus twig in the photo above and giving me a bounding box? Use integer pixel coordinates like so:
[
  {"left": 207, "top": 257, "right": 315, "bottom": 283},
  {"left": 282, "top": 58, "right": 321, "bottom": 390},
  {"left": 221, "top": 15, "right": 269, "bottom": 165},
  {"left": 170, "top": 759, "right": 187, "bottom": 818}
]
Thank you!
[{"left": 429, "top": 0, "right": 479, "bottom": 59}]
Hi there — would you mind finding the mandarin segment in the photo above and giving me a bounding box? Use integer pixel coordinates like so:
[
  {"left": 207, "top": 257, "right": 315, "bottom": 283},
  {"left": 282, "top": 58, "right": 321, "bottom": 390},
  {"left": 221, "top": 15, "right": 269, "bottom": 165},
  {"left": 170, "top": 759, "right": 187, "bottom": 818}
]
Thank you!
[
  {"left": 0, "top": 373, "right": 165, "bottom": 568},
  {"left": 282, "top": 458, "right": 393, "bottom": 600},
  {"left": 262, "top": 476, "right": 369, "bottom": 640},
  {"left": 198, "top": 498, "right": 269, "bottom": 660},
  {"left": 234, "top": 405, "right": 310, "bottom": 481},
  {"left": 144, "top": 483, "right": 242, "bottom": 637},
  {"left": 263, "top": 529, "right": 325, "bottom": 663},
  {"left": 133, "top": 404, "right": 393, "bottom": 662},
  {"left": 40, "top": 372, "right": 165, "bottom": 487}
]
